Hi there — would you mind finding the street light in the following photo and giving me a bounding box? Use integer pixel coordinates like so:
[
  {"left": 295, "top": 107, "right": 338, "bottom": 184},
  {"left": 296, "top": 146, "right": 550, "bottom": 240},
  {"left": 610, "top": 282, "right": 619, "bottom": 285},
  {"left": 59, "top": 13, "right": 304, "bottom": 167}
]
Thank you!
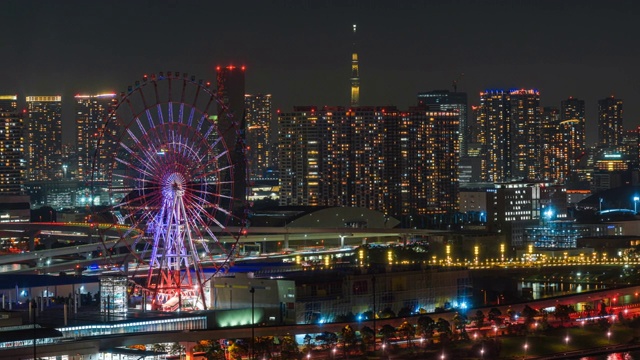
[
  {"left": 523, "top": 342, "right": 528, "bottom": 359},
  {"left": 565, "top": 335, "right": 570, "bottom": 349},
  {"left": 607, "top": 330, "right": 611, "bottom": 344},
  {"left": 634, "top": 196, "right": 639, "bottom": 213},
  {"left": 250, "top": 287, "right": 255, "bottom": 360}
]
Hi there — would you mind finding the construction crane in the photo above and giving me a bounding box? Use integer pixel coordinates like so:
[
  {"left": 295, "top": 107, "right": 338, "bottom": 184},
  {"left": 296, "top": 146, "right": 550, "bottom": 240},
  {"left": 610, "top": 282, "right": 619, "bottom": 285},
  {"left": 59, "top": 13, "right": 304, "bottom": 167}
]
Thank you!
[{"left": 452, "top": 73, "right": 465, "bottom": 92}]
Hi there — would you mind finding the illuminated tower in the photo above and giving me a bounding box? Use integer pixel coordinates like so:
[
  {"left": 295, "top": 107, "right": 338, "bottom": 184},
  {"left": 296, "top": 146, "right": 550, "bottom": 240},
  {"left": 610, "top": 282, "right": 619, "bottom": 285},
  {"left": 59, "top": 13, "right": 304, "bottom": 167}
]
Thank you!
[
  {"left": 0, "top": 95, "right": 24, "bottom": 194},
  {"left": 26, "top": 95, "right": 62, "bottom": 181},
  {"left": 217, "top": 65, "right": 247, "bottom": 207},
  {"left": 598, "top": 96, "right": 623, "bottom": 152},
  {"left": 75, "top": 93, "right": 117, "bottom": 181},
  {"left": 245, "top": 94, "right": 272, "bottom": 178},
  {"left": 509, "top": 89, "right": 541, "bottom": 180},
  {"left": 350, "top": 24, "right": 360, "bottom": 107}
]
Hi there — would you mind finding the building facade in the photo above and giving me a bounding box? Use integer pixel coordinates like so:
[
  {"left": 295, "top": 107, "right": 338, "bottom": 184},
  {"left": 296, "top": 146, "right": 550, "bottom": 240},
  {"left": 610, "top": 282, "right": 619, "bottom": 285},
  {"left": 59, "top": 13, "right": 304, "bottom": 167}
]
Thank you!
[
  {"left": 278, "top": 106, "right": 459, "bottom": 217},
  {"left": 75, "top": 93, "right": 117, "bottom": 181},
  {"left": 417, "top": 90, "right": 468, "bottom": 156},
  {"left": 216, "top": 65, "right": 247, "bottom": 208},
  {"left": 0, "top": 95, "right": 24, "bottom": 194},
  {"left": 26, "top": 96, "right": 63, "bottom": 182},
  {"left": 245, "top": 94, "right": 273, "bottom": 179},
  {"left": 598, "top": 96, "right": 623, "bottom": 153}
]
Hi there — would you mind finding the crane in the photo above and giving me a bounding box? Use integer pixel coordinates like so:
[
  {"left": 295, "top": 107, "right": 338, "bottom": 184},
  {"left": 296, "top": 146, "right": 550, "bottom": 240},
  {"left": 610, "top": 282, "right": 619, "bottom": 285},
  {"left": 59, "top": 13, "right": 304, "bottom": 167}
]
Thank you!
[{"left": 452, "top": 73, "right": 465, "bottom": 92}]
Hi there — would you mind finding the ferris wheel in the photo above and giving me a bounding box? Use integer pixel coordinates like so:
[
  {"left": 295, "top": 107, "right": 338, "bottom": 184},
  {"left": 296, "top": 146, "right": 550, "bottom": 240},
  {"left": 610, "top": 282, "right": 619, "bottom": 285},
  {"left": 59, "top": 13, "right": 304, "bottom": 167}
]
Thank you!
[{"left": 91, "top": 71, "right": 247, "bottom": 311}]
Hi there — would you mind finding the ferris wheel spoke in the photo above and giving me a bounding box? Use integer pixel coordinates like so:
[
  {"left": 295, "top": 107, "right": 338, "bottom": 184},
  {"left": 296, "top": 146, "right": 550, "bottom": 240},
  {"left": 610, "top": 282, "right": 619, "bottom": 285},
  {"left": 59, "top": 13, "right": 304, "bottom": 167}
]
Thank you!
[
  {"left": 194, "top": 164, "right": 234, "bottom": 180},
  {"left": 118, "top": 141, "right": 162, "bottom": 173},
  {"left": 185, "top": 199, "right": 228, "bottom": 230},
  {"left": 114, "top": 157, "right": 156, "bottom": 179}
]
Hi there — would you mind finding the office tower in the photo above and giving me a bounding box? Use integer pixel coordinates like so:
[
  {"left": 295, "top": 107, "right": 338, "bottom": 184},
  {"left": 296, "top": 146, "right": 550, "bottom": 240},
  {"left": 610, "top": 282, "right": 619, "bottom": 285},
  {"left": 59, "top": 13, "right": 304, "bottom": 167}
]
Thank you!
[
  {"left": 417, "top": 90, "right": 467, "bottom": 156},
  {"left": 245, "top": 94, "right": 272, "bottom": 179},
  {"left": 598, "top": 96, "right": 623, "bottom": 152},
  {"left": 478, "top": 90, "right": 511, "bottom": 182},
  {"left": 75, "top": 93, "right": 117, "bottom": 181},
  {"left": 350, "top": 24, "right": 360, "bottom": 107},
  {"left": 0, "top": 95, "right": 24, "bottom": 194},
  {"left": 216, "top": 65, "right": 247, "bottom": 207},
  {"left": 26, "top": 96, "right": 62, "bottom": 181},
  {"left": 509, "top": 89, "right": 541, "bottom": 181}
]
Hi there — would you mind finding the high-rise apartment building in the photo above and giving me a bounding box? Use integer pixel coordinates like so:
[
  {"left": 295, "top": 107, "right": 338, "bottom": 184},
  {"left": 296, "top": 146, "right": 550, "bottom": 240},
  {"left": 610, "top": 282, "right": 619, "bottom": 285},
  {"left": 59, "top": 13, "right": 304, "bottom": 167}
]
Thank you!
[
  {"left": 560, "top": 97, "right": 586, "bottom": 156},
  {"left": 245, "top": 94, "right": 272, "bottom": 179},
  {"left": 510, "top": 89, "right": 541, "bottom": 181},
  {"left": 478, "top": 89, "right": 541, "bottom": 183},
  {"left": 417, "top": 90, "right": 467, "bottom": 156},
  {"left": 598, "top": 96, "right": 623, "bottom": 152},
  {"left": 478, "top": 90, "right": 511, "bottom": 182},
  {"left": 402, "top": 109, "right": 460, "bottom": 215},
  {"left": 0, "top": 95, "right": 24, "bottom": 194},
  {"left": 541, "top": 107, "right": 559, "bottom": 181},
  {"left": 26, "top": 96, "right": 62, "bottom": 181},
  {"left": 278, "top": 106, "right": 459, "bottom": 217},
  {"left": 216, "top": 65, "right": 247, "bottom": 207},
  {"left": 75, "top": 93, "right": 117, "bottom": 181}
]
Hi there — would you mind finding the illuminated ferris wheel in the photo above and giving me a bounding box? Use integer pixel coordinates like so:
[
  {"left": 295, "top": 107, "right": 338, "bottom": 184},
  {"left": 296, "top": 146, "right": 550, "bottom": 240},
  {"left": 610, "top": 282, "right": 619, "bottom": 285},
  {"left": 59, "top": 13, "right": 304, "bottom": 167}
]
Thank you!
[{"left": 91, "top": 71, "right": 247, "bottom": 311}]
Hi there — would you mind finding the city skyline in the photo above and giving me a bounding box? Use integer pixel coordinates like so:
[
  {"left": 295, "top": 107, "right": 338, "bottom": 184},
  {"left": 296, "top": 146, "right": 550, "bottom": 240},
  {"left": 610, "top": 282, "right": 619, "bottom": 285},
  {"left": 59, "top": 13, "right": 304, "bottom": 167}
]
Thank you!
[{"left": 1, "top": 0, "right": 639, "bottom": 144}]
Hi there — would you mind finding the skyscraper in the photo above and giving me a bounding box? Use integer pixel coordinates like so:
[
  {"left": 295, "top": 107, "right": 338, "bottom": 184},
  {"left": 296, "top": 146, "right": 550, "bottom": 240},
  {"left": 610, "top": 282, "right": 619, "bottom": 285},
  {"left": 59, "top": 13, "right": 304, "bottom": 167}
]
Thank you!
[
  {"left": 417, "top": 90, "right": 467, "bottom": 156},
  {"left": 26, "top": 96, "right": 62, "bottom": 181},
  {"left": 478, "top": 89, "right": 541, "bottom": 182},
  {"left": 509, "top": 89, "right": 541, "bottom": 180},
  {"left": 350, "top": 24, "right": 360, "bottom": 107},
  {"left": 0, "top": 95, "right": 24, "bottom": 194},
  {"left": 277, "top": 106, "right": 459, "bottom": 217},
  {"left": 245, "top": 94, "right": 272, "bottom": 178},
  {"left": 598, "top": 96, "right": 623, "bottom": 152},
  {"left": 75, "top": 93, "right": 117, "bottom": 181},
  {"left": 479, "top": 90, "right": 511, "bottom": 182},
  {"left": 560, "top": 97, "right": 586, "bottom": 156},
  {"left": 217, "top": 65, "right": 247, "bottom": 208}
]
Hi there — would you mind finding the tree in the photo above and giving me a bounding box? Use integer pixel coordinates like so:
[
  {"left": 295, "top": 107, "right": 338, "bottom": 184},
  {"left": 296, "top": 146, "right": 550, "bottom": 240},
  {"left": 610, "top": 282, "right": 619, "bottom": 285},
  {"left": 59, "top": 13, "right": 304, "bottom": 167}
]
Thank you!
[
  {"left": 398, "top": 306, "right": 412, "bottom": 318},
  {"left": 416, "top": 315, "right": 435, "bottom": 339},
  {"left": 521, "top": 305, "right": 538, "bottom": 327},
  {"left": 280, "top": 335, "right": 300, "bottom": 360},
  {"left": 315, "top": 331, "right": 338, "bottom": 350},
  {"left": 360, "top": 326, "right": 375, "bottom": 352},
  {"left": 452, "top": 312, "right": 469, "bottom": 340},
  {"left": 473, "top": 310, "right": 486, "bottom": 329},
  {"left": 341, "top": 324, "right": 357, "bottom": 357},
  {"left": 436, "top": 318, "right": 452, "bottom": 335},
  {"left": 227, "top": 340, "right": 247, "bottom": 360},
  {"left": 379, "top": 324, "right": 397, "bottom": 344},
  {"left": 169, "top": 342, "right": 185, "bottom": 357},
  {"left": 488, "top": 307, "right": 502, "bottom": 322},
  {"left": 193, "top": 340, "right": 226, "bottom": 360},
  {"left": 397, "top": 321, "right": 415, "bottom": 347},
  {"left": 254, "top": 337, "right": 274, "bottom": 360},
  {"left": 554, "top": 304, "right": 574, "bottom": 325},
  {"left": 380, "top": 307, "right": 396, "bottom": 319}
]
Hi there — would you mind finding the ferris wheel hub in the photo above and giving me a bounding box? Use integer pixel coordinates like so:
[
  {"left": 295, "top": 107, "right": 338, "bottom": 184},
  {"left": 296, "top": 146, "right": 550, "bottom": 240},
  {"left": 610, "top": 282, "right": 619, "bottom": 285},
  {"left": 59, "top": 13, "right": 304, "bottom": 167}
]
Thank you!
[{"left": 162, "top": 172, "right": 186, "bottom": 199}]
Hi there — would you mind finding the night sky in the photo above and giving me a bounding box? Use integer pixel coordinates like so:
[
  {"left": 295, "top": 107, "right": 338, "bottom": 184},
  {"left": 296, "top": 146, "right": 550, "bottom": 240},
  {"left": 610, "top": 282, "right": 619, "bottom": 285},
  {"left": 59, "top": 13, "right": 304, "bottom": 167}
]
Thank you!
[{"left": 2, "top": 0, "right": 639, "bottom": 144}]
